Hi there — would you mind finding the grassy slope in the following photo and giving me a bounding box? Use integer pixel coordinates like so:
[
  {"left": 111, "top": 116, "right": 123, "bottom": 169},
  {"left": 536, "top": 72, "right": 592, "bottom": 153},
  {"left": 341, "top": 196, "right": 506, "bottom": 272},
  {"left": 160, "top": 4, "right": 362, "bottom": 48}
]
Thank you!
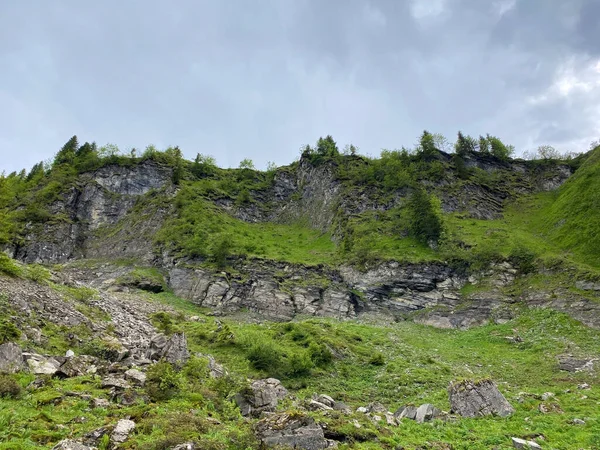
[{"left": 1, "top": 285, "right": 599, "bottom": 449}]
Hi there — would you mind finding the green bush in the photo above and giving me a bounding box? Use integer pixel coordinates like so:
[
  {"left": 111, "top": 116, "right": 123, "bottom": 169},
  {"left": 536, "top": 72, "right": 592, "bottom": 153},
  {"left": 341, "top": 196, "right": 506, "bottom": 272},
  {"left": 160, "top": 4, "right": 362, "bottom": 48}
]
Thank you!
[
  {"left": 369, "top": 352, "right": 385, "bottom": 366},
  {"left": 0, "top": 319, "right": 20, "bottom": 344},
  {"left": 0, "top": 254, "right": 21, "bottom": 277},
  {"left": 146, "top": 362, "right": 184, "bottom": 402},
  {"left": 509, "top": 245, "right": 537, "bottom": 275},
  {"left": 150, "top": 312, "right": 182, "bottom": 336},
  {"left": 308, "top": 342, "right": 333, "bottom": 367},
  {"left": 247, "top": 341, "right": 283, "bottom": 372},
  {"left": 406, "top": 188, "right": 444, "bottom": 247},
  {"left": 0, "top": 374, "right": 22, "bottom": 399},
  {"left": 285, "top": 352, "right": 313, "bottom": 377}
]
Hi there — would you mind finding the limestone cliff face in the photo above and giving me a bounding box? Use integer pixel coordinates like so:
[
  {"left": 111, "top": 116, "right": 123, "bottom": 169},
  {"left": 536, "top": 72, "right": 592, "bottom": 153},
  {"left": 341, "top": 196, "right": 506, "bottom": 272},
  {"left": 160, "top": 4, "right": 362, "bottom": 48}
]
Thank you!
[
  {"left": 13, "top": 161, "right": 172, "bottom": 264},
  {"left": 8, "top": 153, "right": 589, "bottom": 329}
]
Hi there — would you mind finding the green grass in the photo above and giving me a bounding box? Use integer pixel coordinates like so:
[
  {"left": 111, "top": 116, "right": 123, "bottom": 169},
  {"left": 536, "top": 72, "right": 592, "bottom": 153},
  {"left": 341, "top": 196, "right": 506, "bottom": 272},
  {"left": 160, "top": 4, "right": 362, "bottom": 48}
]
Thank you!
[
  {"left": 3, "top": 300, "right": 599, "bottom": 449},
  {"left": 156, "top": 183, "right": 337, "bottom": 266}
]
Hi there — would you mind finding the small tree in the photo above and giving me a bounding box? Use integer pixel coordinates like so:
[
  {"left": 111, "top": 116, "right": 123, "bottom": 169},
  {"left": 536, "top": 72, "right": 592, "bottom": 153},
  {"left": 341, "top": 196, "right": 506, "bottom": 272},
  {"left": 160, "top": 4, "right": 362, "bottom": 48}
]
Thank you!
[
  {"left": 239, "top": 158, "right": 255, "bottom": 170},
  {"left": 316, "top": 135, "right": 339, "bottom": 157},
  {"left": 478, "top": 135, "right": 490, "bottom": 154},
  {"left": 53, "top": 135, "right": 79, "bottom": 166},
  {"left": 418, "top": 130, "right": 437, "bottom": 161},
  {"left": 191, "top": 153, "right": 217, "bottom": 178},
  {"left": 487, "top": 134, "right": 513, "bottom": 160},
  {"left": 455, "top": 131, "right": 476, "bottom": 156},
  {"left": 406, "top": 187, "right": 444, "bottom": 247}
]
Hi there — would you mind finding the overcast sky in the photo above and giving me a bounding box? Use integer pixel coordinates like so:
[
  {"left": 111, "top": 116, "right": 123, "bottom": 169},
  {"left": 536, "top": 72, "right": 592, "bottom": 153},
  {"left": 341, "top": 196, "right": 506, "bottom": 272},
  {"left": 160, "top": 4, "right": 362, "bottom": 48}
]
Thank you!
[{"left": 1, "top": 0, "right": 599, "bottom": 173}]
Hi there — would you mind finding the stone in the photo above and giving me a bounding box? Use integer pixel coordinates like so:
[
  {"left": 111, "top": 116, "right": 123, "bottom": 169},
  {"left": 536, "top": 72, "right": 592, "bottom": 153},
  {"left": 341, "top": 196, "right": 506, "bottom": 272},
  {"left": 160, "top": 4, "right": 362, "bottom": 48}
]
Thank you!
[
  {"left": 511, "top": 437, "right": 542, "bottom": 449},
  {"left": 415, "top": 404, "right": 441, "bottom": 423},
  {"left": 171, "top": 444, "right": 196, "bottom": 450},
  {"left": 23, "top": 353, "right": 61, "bottom": 375},
  {"left": 82, "top": 426, "right": 111, "bottom": 446},
  {"left": 0, "top": 342, "right": 23, "bottom": 374},
  {"left": 124, "top": 368, "right": 146, "bottom": 386},
  {"left": 147, "top": 333, "right": 189, "bottom": 367},
  {"left": 448, "top": 379, "right": 514, "bottom": 418},
  {"left": 65, "top": 349, "right": 75, "bottom": 358},
  {"left": 56, "top": 356, "right": 99, "bottom": 378},
  {"left": 314, "top": 394, "right": 335, "bottom": 408},
  {"left": 205, "top": 354, "right": 228, "bottom": 378},
  {"left": 307, "top": 399, "right": 333, "bottom": 412},
  {"left": 578, "top": 383, "right": 590, "bottom": 390},
  {"left": 557, "top": 355, "right": 594, "bottom": 372},
  {"left": 394, "top": 405, "right": 418, "bottom": 421},
  {"left": 235, "top": 378, "right": 288, "bottom": 417},
  {"left": 101, "top": 376, "right": 131, "bottom": 390},
  {"left": 541, "top": 392, "right": 554, "bottom": 401},
  {"left": 572, "top": 418, "right": 585, "bottom": 425},
  {"left": 356, "top": 406, "right": 368, "bottom": 414},
  {"left": 332, "top": 401, "right": 352, "bottom": 414},
  {"left": 111, "top": 419, "right": 135, "bottom": 444},
  {"left": 384, "top": 412, "right": 398, "bottom": 426},
  {"left": 254, "top": 413, "right": 332, "bottom": 450},
  {"left": 51, "top": 440, "right": 95, "bottom": 450},
  {"left": 92, "top": 397, "right": 110, "bottom": 408}
]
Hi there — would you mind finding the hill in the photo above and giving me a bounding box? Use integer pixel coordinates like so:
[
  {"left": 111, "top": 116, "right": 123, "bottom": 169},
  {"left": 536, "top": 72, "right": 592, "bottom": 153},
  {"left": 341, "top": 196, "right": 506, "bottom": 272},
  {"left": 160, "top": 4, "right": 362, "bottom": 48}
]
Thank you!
[{"left": 0, "top": 135, "right": 599, "bottom": 449}]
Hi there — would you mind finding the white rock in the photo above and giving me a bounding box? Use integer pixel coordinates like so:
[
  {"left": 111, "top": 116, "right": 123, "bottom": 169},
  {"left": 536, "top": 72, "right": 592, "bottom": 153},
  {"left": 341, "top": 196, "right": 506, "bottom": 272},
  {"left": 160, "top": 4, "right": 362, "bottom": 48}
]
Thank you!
[
  {"left": 65, "top": 349, "right": 75, "bottom": 358},
  {"left": 111, "top": 419, "right": 135, "bottom": 444},
  {"left": 512, "top": 437, "right": 542, "bottom": 449}
]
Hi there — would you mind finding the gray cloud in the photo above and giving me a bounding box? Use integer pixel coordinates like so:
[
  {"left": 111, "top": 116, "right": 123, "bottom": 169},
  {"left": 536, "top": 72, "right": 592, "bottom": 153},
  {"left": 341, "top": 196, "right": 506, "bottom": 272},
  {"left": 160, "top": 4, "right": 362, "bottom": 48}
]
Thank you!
[{"left": 1, "top": 0, "right": 599, "bottom": 174}]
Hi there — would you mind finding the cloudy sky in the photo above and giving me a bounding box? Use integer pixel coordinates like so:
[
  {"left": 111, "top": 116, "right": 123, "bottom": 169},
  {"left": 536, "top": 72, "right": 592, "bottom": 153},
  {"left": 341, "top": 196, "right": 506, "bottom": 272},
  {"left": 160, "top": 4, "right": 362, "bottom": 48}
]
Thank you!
[{"left": 1, "top": 0, "right": 599, "bottom": 173}]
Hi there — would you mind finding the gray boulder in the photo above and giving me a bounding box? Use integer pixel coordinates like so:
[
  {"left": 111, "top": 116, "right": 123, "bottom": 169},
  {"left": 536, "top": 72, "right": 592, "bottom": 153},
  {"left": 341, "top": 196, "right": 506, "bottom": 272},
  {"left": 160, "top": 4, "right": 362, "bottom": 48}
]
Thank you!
[
  {"left": 56, "top": 356, "right": 99, "bottom": 378},
  {"left": 394, "top": 405, "right": 418, "bottom": 421},
  {"left": 415, "top": 404, "right": 441, "bottom": 423},
  {"left": 449, "top": 379, "right": 514, "bottom": 417},
  {"left": 111, "top": 419, "right": 135, "bottom": 444},
  {"left": 558, "top": 355, "right": 595, "bottom": 372},
  {"left": 512, "top": 437, "right": 542, "bottom": 449},
  {"left": 147, "top": 333, "right": 189, "bottom": 367},
  {"left": 124, "top": 368, "right": 146, "bottom": 386},
  {"left": 23, "top": 353, "right": 61, "bottom": 375},
  {"left": 0, "top": 342, "right": 23, "bottom": 374},
  {"left": 255, "top": 413, "right": 333, "bottom": 450},
  {"left": 51, "top": 440, "right": 95, "bottom": 450},
  {"left": 235, "top": 378, "right": 288, "bottom": 417}
]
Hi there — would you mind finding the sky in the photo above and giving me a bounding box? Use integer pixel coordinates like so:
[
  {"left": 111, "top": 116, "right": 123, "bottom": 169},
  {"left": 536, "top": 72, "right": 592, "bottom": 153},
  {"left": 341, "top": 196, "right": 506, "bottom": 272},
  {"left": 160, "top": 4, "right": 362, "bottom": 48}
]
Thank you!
[{"left": 1, "top": 0, "right": 599, "bottom": 173}]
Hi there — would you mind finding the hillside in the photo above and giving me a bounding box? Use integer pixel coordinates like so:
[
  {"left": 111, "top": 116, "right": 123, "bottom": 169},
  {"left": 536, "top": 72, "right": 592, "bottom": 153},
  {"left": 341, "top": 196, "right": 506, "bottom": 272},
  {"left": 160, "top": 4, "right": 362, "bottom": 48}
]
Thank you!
[{"left": 1, "top": 136, "right": 599, "bottom": 449}]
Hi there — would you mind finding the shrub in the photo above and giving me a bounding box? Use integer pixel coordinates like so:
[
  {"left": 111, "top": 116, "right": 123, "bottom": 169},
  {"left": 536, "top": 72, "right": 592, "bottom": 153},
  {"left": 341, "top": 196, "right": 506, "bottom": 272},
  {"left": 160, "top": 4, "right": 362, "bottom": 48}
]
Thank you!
[
  {"left": 247, "top": 341, "right": 283, "bottom": 372},
  {"left": 209, "top": 235, "right": 233, "bottom": 269},
  {"left": 146, "top": 362, "right": 183, "bottom": 401},
  {"left": 508, "top": 246, "right": 537, "bottom": 275},
  {"left": 0, "top": 319, "right": 20, "bottom": 344},
  {"left": 406, "top": 188, "right": 444, "bottom": 247},
  {"left": 0, "top": 253, "right": 21, "bottom": 277},
  {"left": 150, "top": 312, "right": 181, "bottom": 336},
  {"left": 369, "top": 352, "right": 385, "bottom": 366},
  {"left": 308, "top": 342, "right": 333, "bottom": 367},
  {"left": 0, "top": 374, "right": 22, "bottom": 399},
  {"left": 286, "top": 352, "right": 313, "bottom": 377}
]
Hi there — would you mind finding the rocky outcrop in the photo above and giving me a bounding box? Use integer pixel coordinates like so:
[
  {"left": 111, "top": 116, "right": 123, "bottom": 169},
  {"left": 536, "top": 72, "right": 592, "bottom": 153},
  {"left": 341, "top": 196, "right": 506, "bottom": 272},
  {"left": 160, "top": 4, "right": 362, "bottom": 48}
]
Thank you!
[
  {"left": 448, "top": 379, "right": 514, "bottom": 418},
  {"left": 254, "top": 413, "right": 334, "bottom": 450},
  {"left": 236, "top": 378, "right": 288, "bottom": 417},
  {"left": 0, "top": 342, "right": 23, "bottom": 374},
  {"left": 51, "top": 440, "right": 95, "bottom": 450},
  {"left": 146, "top": 333, "right": 189, "bottom": 367},
  {"left": 110, "top": 419, "right": 136, "bottom": 445},
  {"left": 13, "top": 160, "right": 172, "bottom": 264}
]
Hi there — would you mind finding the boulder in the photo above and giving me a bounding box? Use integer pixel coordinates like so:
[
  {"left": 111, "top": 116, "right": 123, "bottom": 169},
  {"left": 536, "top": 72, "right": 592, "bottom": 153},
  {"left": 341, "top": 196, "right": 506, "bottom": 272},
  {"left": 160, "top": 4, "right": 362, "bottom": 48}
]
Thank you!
[
  {"left": 51, "top": 440, "right": 95, "bottom": 450},
  {"left": 124, "top": 368, "right": 146, "bottom": 386},
  {"left": 394, "top": 405, "right": 418, "bottom": 421},
  {"left": 511, "top": 437, "right": 542, "bottom": 449},
  {"left": 23, "top": 353, "right": 61, "bottom": 375},
  {"left": 255, "top": 413, "right": 333, "bottom": 450},
  {"left": 56, "top": 356, "right": 99, "bottom": 378},
  {"left": 0, "top": 342, "right": 23, "bottom": 374},
  {"left": 307, "top": 399, "right": 333, "bottom": 412},
  {"left": 205, "top": 355, "right": 227, "bottom": 378},
  {"left": 171, "top": 444, "right": 196, "bottom": 450},
  {"left": 415, "top": 404, "right": 441, "bottom": 423},
  {"left": 101, "top": 376, "right": 131, "bottom": 390},
  {"left": 448, "top": 380, "right": 514, "bottom": 418},
  {"left": 91, "top": 398, "right": 111, "bottom": 408},
  {"left": 235, "top": 378, "right": 288, "bottom": 417},
  {"left": 557, "top": 355, "right": 594, "bottom": 372},
  {"left": 147, "top": 333, "right": 189, "bottom": 367},
  {"left": 111, "top": 419, "right": 135, "bottom": 444}
]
